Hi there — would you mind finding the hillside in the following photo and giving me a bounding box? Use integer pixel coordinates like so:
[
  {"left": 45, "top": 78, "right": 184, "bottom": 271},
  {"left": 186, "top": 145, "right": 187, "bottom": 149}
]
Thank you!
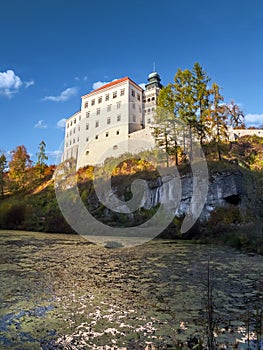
[{"left": 0, "top": 135, "right": 262, "bottom": 252}]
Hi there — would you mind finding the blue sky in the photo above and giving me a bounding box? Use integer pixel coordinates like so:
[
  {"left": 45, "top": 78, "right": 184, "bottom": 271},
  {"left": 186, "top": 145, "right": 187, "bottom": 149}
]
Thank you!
[{"left": 1, "top": 0, "right": 263, "bottom": 164}]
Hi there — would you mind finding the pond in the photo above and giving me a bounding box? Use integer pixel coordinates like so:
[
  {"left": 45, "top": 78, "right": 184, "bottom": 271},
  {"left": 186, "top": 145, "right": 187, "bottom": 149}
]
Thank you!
[{"left": 0, "top": 230, "right": 262, "bottom": 349}]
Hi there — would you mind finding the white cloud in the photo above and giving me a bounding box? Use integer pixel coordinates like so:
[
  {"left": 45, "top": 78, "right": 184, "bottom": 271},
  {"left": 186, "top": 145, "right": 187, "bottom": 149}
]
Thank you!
[
  {"left": 43, "top": 87, "right": 77, "bottom": 102},
  {"left": 46, "top": 150, "right": 63, "bottom": 158},
  {"left": 57, "top": 118, "right": 66, "bottom": 129},
  {"left": 0, "top": 69, "right": 22, "bottom": 97},
  {"left": 25, "top": 80, "right": 34, "bottom": 88},
  {"left": 245, "top": 113, "right": 263, "bottom": 127},
  {"left": 139, "top": 83, "right": 146, "bottom": 90},
  {"left": 92, "top": 79, "right": 118, "bottom": 90},
  {"left": 34, "top": 120, "right": 47, "bottom": 129}
]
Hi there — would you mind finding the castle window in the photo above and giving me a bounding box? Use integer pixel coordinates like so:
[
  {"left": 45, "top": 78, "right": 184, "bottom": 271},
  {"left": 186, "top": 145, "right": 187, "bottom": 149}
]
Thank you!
[
  {"left": 77, "top": 137, "right": 79, "bottom": 142},
  {"left": 107, "top": 105, "right": 112, "bottom": 112},
  {"left": 98, "top": 96, "right": 102, "bottom": 104},
  {"left": 91, "top": 99, "right": 95, "bottom": 106},
  {"left": 137, "top": 93, "right": 141, "bottom": 101},
  {"left": 116, "top": 130, "right": 120, "bottom": 135},
  {"left": 105, "top": 94, "right": 109, "bottom": 101},
  {"left": 86, "top": 150, "right": 90, "bottom": 155},
  {"left": 67, "top": 123, "right": 69, "bottom": 128},
  {"left": 95, "top": 135, "right": 98, "bottom": 139},
  {"left": 117, "top": 115, "right": 121, "bottom": 122},
  {"left": 74, "top": 118, "right": 76, "bottom": 124},
  {"left": 113, "top": 145, "right": 118, "bottom": 150},
  {"left": 73, "top": 128, "right": 75, "bottom": 134},
  {"left": 117, "top": 101, "right": 121, "bottom": 109},
  {"left": 147, "top": 98, "right": 151, "bottom": 102},
  {"left": 143, "top": 99, "right": 146, "bottom": 103},
  {"left": 66, "top": 132, "right": 69, "bottom": 138},
  {"left": 106, "top": 132, "right": 109, "bottom": 137},
  {"left": 84, "top": 101, "right": 88, "bottom": 108},
  {"left": 96, "top": 108, "right": 100, "bottom": 115},
  {"left": 86, "top": 123, "right": 89, "bottom": 130},
  {"left": 107, "top": 117, "right": 111, "bottom": 124},
  {"left": 86, "top": 111, "right": 90, "bottom": 118},
  {"left": 70, "top": 140, "right": 72, "bottom": 145},
  {"left": 120, "top": 88, "right": 125, "bottom": 96},
  {"left": 152, "top": 96, "right": 155, "bottom": 101},
  {"left": 148, "top": 108, "right": 151, "bottom": 113},
  {"left": 70, "top": 121, "right": 72, "bottom": 126},
  {"left": 95, "top": 120, "right": 99, "bottom": 128},
  {"left": 131, "top": 89, "right": 135, "bottom": 97},
  {"left": 73, "top": 138, "right": 75, "bottom": 144},
  {"left": 113, "top": 91, "right": 117, "bottom": 98},
  {"left": 86, "top": 137, "right": 89, "bottom": 142}
]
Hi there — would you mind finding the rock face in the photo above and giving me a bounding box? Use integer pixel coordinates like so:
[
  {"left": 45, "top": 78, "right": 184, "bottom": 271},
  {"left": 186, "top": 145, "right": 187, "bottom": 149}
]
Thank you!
[{"left": 109, "top": 170, "right": 246, "bottom": 222}]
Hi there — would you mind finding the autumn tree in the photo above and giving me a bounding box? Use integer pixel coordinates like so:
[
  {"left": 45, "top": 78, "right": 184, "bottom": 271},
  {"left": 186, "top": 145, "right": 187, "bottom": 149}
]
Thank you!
[
  {"left": 209, "top": 83, "right": 229, "bottom": 161},
  {"left": 225, "top": 100, "right": 245, "bottom": 129},
  {"left": 0, "top": 151, "right": 7, "bottom": 198},
  {"left": 36, "top": 140, "right": 48, "bottom": 177},
  {"left": 9, "top": 145, "right": 32, "bottom": 190}
]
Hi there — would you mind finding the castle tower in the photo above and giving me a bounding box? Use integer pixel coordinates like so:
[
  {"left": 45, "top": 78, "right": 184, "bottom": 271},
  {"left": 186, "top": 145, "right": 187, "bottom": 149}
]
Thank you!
[{"left": 143, "top": 71, "right": 163, "bottom": 128}]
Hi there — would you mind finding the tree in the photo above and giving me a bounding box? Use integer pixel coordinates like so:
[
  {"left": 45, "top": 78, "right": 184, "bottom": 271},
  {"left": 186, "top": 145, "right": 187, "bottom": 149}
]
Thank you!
[
  {"left": 36, "top": 140, "right": 48, "bottom": 177},
  {"left": 225, "top": 101, "right": 245, "bottom": 129},
  {"left": 208, "top": 83, "right": 229, "bottom": 161},
  {"left": 0, "top": 152, "right": 7, "bottom": 198},
  {"left": 9, "top": 145, "right": 32, "bottom": 190}
]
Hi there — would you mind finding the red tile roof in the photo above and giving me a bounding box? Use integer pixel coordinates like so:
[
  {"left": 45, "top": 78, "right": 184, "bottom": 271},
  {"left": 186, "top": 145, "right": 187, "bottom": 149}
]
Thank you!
[{"left": 81, "top": 76, "right": 142, "bottom": 98}]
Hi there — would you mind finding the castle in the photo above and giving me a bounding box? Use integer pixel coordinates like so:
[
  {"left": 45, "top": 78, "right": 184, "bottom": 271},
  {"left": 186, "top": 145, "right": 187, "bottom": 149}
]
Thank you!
[{"left": 62, "top": 72, "right": 263, "bottom": 168}]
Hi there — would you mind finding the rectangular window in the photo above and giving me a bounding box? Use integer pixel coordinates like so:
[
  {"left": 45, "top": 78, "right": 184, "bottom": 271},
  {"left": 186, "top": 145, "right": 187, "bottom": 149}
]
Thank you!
[
  {"left": 95, "top": 135, "right": 98, "bottom": 139},
  {"left": 107, "top": 105, "right": 111, "bottom": 112},
  {"left": 98, "top": 96, "right": 102, "bottom": 103},
  {"left": 117, "top": 101, "right": 121, "bottom": 109},
  {"left": 137, "top": 93, "right": 141, "bottom": 101},
  {"left": 106, "top": 132, "right": 109, "bottom": 137},
  {"left": 91, "top": 99, "right": 95, "bottom": 106},
  {"left": 95, "top": 120, "right": 99, "bottom": 127},
  {"left": 131, "top": 89, "right": 135, "bottom": 97},
  {"left": 84, "top": 101, "right": 88, "bottom": 108},
  {"left": 120, "top": 88, "right": 125, "bottom": 96},
  {"left": 96, "top": 108, "right": 100, "bottom": 115},
  {"left": 86, "top": 123, "right": 89, "bottom": 130},
  {"left": 113, "top": 91, "right": 117, "bottom": 98},
  {"left": 86, "top": 137, "right": 89, "bottom": 142},
  {"left": 107, "top": 117, "right": 111, "bottom": 124},
  {"left": 86, "top": 111, "right": 90, "bottom": 118},
  {"left": 116, "top": 130, "right": 120, "bottom": 135},
  {"left": 117, "top": 115, "right": 121, "bottom": 122},
  {"left": 105, "top": 94, "right": 109, "bottom": 101},
  {"left": 74, "top": 118, "right": 76, "bottom": 124}
]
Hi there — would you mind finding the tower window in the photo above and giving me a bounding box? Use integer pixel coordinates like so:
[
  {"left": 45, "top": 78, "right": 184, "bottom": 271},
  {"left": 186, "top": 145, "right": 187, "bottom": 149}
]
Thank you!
[
  {"left": 116, "top": 130, "right": 120, "bottom": 135},
  {"left": 106, "top": 132, "right": 109, "bottom": 137},
  {"left": 131, "top": 89, "right": 135, "bottom": 97},
  {"left": 84, "top": 101, "right": 88, "bottom": 108},
  {"left": 86, "top": 111, "right": 90, "bottom": 118},
  {"left": 137, "top": 93, "right": 141, "bottom": 101},
  {"left": 117, "top": 101, "right": 121, "bottom": 109},
  {"left": 152, "top": 96, "right": 155, "bottom": 101},
  {"left": 113, "top": 91, "right": 117, "bottom": 98},
  {"left": 117, "top": 115, "right": 121, "bottom": 122},
  {"left": 86, "top": 150, "right": 90, "bottom": 155},
  {"left": 95, "top": 135, "right": 98, "bottom": 139},
  {"left": 96, "top": 108, "right": 100, "bottom": 115},
  {"left": 120, "top": 88, "right": 125, "bottom": 96},
  {"left": 107, "top": 117, "right": 111, "bottom": 124},
  {"left": 86, "top": 123, "right": 89, "bottom": 130},
  {"left": 91, "top": 99, "right": 95, "bottom": 106},
  {"left": 95, "top": 120, "right": 99, "bottom": 127},
  {"left": 98, "top": 96, "right": 102, "bottom": 103},
  {"left": 105, "top": 94, "right": 109, "bottom": 101}
]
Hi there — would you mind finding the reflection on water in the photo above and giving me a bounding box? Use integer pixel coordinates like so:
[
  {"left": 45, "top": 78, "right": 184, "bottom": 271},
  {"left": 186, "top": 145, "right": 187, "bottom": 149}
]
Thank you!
[{"left": 0, "top": 230, "right": 262, "bottom": 349}]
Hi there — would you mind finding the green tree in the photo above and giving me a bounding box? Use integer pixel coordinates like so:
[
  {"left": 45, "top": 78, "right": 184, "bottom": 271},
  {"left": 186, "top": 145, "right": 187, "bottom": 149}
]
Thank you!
[
  {"left": 9, "top": 145, "right": 32, "bottom": 190},
  {"left": 209, "top": 83, "right": 229, "bottom": 161},
  {"left": 0, "top": 152, "right": 7, "bottom": 198},
  {"left": 36, "top": 140, "right": 48, "bottom": 177}
]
